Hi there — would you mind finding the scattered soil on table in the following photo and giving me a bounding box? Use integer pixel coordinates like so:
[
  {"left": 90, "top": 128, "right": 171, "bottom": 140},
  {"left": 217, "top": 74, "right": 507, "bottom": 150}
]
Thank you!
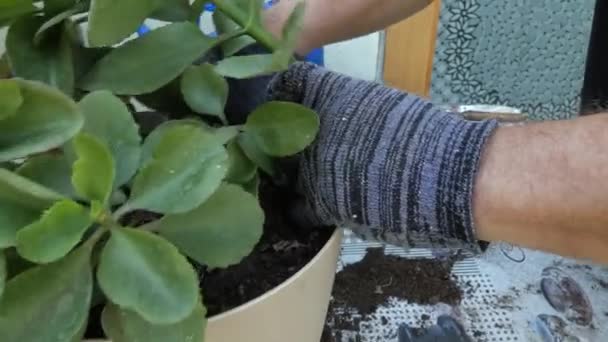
[
  {"left": 321, "top": 248, "right": 462, "bottom": 341},
  {"left": 84, "top": 177, "right": 333, "bottom": 338}
]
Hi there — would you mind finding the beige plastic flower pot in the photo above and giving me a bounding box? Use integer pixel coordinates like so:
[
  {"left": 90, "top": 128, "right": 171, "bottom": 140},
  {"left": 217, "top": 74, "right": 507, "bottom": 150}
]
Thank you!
[{"left": 88, "top": 228, "right": 343, "bottom": 342}]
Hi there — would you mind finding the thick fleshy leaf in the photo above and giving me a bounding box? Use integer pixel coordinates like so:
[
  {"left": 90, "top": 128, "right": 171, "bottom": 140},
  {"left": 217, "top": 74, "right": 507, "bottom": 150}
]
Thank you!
[
  {"left": 72, "top": 45, "right": 111, "bottom": 84},
  {"left": 0, "top": 79, "right": 22, "bottom": 120},
  {"left": 181, "top": 64, "right": 228, "bottom": 121},
  {"left": 0, "top": 169, "right": 64, "bottom": 248},
  {"left": 0, "top": 79, "right": 83, "bottom": 162},
  {"left": 214, "top": 54, "right": 282, "bottom": 79},
  {"left": 237, "top": 132, "right": 274, "bottom": 176},
  {"left": 151, "top": 0, "right": 191, "bottom": 22},
  {"left": 0, "top": 250, "right": 5, "bottom": 297},
  {"left": 245, "top": 101, "right": 319, "bottom": 156},
  {"left": 16, "top": 200, "right": 92, "bottom": 263},
  {"left": 0, "top": 0, "right": 35, "bottom": 26},
  {"left": 0, "top": 246, "right": 93, "bottom": 342},
  {"left": 134, "top": 78, "right": 193, "bottom": 115},
  {"left": 43, "top": 0, "right": 78, "bottom": 15},
  {"left": 226, "top": 140, "right": 256, "bottom": 183},
  {"left": 81, "top": 22, "right": 216, "bottom": 95},
  {"left": 124, "top": 124, "right": 228, "bottom": 215},
  {"left": 139, "top": 119, "right": 209, "bottom": 167},
  {"left": 72, "top": 133, "right": 115, "bottom": 204},
  {"left": 212, "top": 10, "right": 255, "bottom": 57},
  {"left": 102, "top": 301, "right": 206, "bottom": 342},
  {"left": 272, "top": 1, "right": 305, "bottom": 67},
  {"left": 17, "top": 154, "right": 75, "bottom": 197},
  {"left": 158, "top": 183, "right": 263, "bottom": 268},
  {"left": 7, "top": 16, "right": 74, "bottom": 95},
  {"left": 97, "top": 228, "right": 198, "bottom": 324},
  {"left": 242, "top": 173, "right": 260, "bottom": 197},
  {"left": 87, "top": 0, "right": 160, "bottom": 47},
  {"left": 34, "top": 2, "right": 87, "bottom": 45},
  {"left": 78, "top": 91, "right": 142, "bottom": 186}
]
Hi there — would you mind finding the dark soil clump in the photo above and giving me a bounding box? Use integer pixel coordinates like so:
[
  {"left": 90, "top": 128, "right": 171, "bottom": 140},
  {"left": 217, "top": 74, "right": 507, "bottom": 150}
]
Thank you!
[
  {"left": 322, "top": 248, "right": 462, "bottom": 341},
  {"left": 200, "top": 178, "right": 333, "bottom": 316},
  {"left": 332, "top": 248, "right": 462, "bottom": 316}
]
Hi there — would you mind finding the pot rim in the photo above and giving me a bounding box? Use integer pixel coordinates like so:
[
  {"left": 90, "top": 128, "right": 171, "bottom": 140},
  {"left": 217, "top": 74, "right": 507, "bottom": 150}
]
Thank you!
[{"left": 208, "top": 227, "right": 342, "bottom": 322}]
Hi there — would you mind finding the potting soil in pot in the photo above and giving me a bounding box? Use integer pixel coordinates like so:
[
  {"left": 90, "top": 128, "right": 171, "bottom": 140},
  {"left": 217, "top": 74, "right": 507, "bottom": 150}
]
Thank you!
[{"left": 84, "top": 177, "right": 333, "bottom": 338}]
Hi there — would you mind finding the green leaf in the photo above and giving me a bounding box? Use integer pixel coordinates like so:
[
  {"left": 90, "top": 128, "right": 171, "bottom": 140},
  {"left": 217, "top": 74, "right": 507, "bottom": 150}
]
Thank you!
[
  {"left": 181, "top": 64, "right": 228, "bottom": 121},
  {"left": 81, "top": 22, "right": 216, "bottom": 95},
  {"left": 88, "top": 0, "right": 160, "bottom": 47},
  {"left": 0, "top": 79, "right": 83, "bottom": 161},
  {"left": 0, "top": 0, "right": 35, "bottom": 26},
  {"left": 34, "top": 3, "right": 86, "bottom": 45},
  {"left": 272, "top": 1, "right": 305, "bottom": 67},
  {"left": 151, "top": 0, "right": 191, "bottom": 22},
  {"left": 245, "top": 101, "right": 319, "bottom": 156},
  {"left": 72, "top": 133, "right": 115, "bottom": 204},
  {"left": 134, "top": 77, "right": 193, "bottom": 115},
  {"left": 43, "top": 0, "right": 78, "bottom": 15},
  {"left": 226, "top": 140, "right": 256, "bottom": 184},
  {"left": 0, "top": 250, "right": 5, "bottom": 298},
  {"left": 139, "top": 119, "right": 210, "bottom": 167},
  {"left": 0, "top": 53, "right": 11, "bottom": 78},
  {"left": 125, "top": 124, "right": 228, "bottom": 215},
  {"left": 242, "top": 173, "right": 260, "bottom": 197},
  {"left": 16, "top": 200, "right": 92, "bottom": 263},
  {"left": 0, "top": 79, "right": 23, "bottom": 121},
  {"left": 97, "top": 228, "right": 199, "bottom": 324},
  {"left": 0, "top": 246, "right": 93, "bottom": 342},
  {"left": 0, "top": 169, "right": 64, "bottom": 248},
  {"left": 78, "top": 91, "right": 142, "bottom": 186},
  {"left": 17, "top": 154, "right": 76, "bottom": 197},
  {"left": 158, "top": 183, "right": 264, "bottom": 268},
  {"left": 214, "top": 54, "right": 283, "bottom": 79},
  {"left": 212, "top": 10, "right": 255, "bottom": 57},
  {"left": 72, "top": 45, "right": 111, "bottom": 84},
  {"left": 6, "top": 16, "right": 75, "bottom": 95},
  {"left": 237, "top": 132, "right": 274, "bottom": 176},
  {"left": 102, "top": 301, "right": 206, "bottom": 342}
]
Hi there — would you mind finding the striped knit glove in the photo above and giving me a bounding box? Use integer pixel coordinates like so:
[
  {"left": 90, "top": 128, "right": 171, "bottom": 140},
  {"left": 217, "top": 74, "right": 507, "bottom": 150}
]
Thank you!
[{"left": 267, "top": 63, "right": 498, "bottom": 251}]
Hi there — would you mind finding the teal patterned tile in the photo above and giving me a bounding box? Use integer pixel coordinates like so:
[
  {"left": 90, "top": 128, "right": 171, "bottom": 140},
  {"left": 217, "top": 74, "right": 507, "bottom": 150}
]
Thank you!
[{"left": 430, "top": 0, "right": 595, "bottom": 120}]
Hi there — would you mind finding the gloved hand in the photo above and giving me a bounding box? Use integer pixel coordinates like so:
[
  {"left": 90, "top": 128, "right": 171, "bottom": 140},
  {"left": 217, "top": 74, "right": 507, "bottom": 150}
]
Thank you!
[
  {"left": 398, "top": 315, "right": 473, "bottom": 342},
  {"left": 226, "top": 48, "right": 498, "bottom": 251}
]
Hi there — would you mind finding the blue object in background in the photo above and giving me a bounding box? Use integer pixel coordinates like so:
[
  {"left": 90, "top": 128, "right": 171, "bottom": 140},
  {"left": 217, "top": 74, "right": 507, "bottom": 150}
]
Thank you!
[{"left": 137, "top": 1, "right": 324, "bottom": 66}]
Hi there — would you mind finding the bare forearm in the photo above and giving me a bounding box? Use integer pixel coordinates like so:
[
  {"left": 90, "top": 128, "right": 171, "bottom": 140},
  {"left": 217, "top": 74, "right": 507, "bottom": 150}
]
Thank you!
[
  {"left": 264, "top": 0, "right": 432, "bottom": 54},
  {"left": 475, "top": 115, "right": 608, "bottom": 263}
]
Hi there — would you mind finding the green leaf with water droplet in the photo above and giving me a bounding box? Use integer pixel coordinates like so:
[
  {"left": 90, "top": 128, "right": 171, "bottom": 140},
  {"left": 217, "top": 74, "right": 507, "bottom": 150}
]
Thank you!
[
  {"left": 0, "top": 79, "right": 22, "bottom": 121},
  {"left": 181, "top": 64, "right": 228, "bottom": 122},
  {"left": 158, "top": 183, "right": 263, "bottom": 268},
  {"left": 97, "top": 228, "right": 199, "bottom": 324},
  {"left": 0, "top": 169, "right": 64, "bottom": 248},
  {"left": 226, "top": 140, "right": 257, "bottom": 184},
  {"left": 102, "top": 301, "right": 206, "bottom": 342},
  {"left": 0, "top": 79, "right": 82, "bottom": 162},
  {"left": 78, "top": 91, "right": 142, "bottom": 187},
  {"left": 17, "top": 154, "right": 76, "bottom": 197},
  {"left": 0, "top": 246, "right": 93, "bottom": 342},
  {"left": 245, "top": 101, "right": 319, "bottom": 156},
  {"left": 72, "top": 133, "right": 115, "bottom": 205},
  {"left": 125, "top": 124, "right": 228, "bottom": 215},
  {"left": 16, "top": 200, "right": 92, "bottom": 264}
]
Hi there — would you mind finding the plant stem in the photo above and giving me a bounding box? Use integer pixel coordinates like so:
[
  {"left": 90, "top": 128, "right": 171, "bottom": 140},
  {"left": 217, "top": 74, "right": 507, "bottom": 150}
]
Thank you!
[{"left": 212, "top": 0, "right": 281, "bottom": 52}]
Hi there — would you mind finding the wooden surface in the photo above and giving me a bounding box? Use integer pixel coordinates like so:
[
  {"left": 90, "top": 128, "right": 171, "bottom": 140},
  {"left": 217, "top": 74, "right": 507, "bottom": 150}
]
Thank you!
[{"left": 383, "top": 0, "right": 441, "bottom": 97}]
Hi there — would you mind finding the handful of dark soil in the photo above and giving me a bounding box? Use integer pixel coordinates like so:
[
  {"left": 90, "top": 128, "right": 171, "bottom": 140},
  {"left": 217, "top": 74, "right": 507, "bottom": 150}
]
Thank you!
[{"left": 332, "top": 248, "right": 463, "bottom": 316}]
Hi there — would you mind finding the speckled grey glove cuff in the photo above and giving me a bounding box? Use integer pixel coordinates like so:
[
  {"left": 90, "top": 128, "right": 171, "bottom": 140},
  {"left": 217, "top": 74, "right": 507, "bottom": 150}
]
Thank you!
[{"left": 268, "top": 63, "right": 499, "bottom": 252}]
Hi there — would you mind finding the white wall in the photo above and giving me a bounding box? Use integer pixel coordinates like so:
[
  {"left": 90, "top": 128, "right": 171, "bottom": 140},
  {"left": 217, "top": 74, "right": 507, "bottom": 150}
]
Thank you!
[{"left": 324, "top": 32, "right": 382, "bottom": 82}]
